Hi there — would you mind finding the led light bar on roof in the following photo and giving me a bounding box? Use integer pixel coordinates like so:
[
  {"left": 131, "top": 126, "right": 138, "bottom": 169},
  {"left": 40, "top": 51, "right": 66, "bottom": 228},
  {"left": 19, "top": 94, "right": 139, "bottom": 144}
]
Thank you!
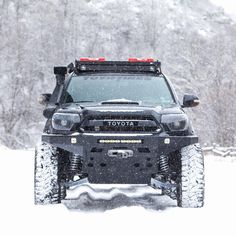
[
  {"left": 128, "top": 58, "right": 154, "bottom": 62},
  {"left": 73, "top": 58, "right": 162, "bottom": 74},
  {"left": 80, "top": 57, "right": 105, "bottom": 62}
]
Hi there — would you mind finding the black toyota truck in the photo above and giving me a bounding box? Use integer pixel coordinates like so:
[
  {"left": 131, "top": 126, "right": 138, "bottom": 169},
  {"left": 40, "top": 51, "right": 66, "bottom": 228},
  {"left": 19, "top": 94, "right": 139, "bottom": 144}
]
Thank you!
[{"left": 34, "top": 58, "right": 204, "bottom": 208}]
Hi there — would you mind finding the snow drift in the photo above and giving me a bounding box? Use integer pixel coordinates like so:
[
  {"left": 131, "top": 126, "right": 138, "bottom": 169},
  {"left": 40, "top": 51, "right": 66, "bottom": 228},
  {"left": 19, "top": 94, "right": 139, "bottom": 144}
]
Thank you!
[{"left": 0, "top": 147, "right": 236, "bottom": 236}]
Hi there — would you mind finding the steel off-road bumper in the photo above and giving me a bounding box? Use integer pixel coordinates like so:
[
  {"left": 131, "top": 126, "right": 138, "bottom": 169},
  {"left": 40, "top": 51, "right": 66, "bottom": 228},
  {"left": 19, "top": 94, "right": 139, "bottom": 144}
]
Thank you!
[{"left": 42, "top": 133, "right": 198, "bottom": 184}]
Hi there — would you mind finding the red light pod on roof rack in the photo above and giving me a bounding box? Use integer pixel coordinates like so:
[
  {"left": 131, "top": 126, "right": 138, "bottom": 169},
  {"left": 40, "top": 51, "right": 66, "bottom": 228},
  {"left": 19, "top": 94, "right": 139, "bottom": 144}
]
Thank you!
[
  {"left": 128, "top": 58, "right": 154, "bottom": 62},
  {"left": 80, "top": 57, "right": 105, "bottom": 62}
]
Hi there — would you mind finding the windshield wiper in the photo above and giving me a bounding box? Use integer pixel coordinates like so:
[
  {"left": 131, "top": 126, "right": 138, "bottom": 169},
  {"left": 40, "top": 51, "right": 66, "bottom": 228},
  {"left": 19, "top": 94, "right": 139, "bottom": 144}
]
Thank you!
[
  {"left": 75, "top": 100, "right": 94, "bottom": 103},
  {"left": 101, "top": 99, "right": 140, "bottom": 105}
]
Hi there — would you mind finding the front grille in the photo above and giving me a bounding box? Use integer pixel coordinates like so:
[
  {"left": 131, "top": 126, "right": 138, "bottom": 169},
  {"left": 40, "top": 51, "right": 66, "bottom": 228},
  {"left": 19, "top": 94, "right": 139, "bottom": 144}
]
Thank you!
[
  {"left": 81, "top": 115, "right": 159, "bottom": 132},
  {"left": 84, "top": 126, "right": 157, "bottom": 132}
]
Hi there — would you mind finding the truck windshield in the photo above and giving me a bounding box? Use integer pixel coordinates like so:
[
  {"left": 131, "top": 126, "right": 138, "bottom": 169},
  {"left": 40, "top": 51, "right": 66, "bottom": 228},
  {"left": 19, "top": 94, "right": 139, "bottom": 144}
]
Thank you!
[{"left": 64, "top": 74, "right": 175, "bottom": 106}]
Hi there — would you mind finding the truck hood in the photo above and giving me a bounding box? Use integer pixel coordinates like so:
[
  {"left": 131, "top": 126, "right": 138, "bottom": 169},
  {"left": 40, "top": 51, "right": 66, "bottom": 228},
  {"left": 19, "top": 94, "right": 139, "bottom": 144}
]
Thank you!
[{"left": 59, "top": 103, "right": 184, "bottom": 120}]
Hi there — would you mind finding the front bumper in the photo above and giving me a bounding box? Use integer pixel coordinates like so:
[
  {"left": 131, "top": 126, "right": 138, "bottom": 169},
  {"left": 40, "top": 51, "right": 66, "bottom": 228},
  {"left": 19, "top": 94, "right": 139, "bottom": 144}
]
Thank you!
[{"left": 42, "top": 133, "right": 198, "bottom": 184}]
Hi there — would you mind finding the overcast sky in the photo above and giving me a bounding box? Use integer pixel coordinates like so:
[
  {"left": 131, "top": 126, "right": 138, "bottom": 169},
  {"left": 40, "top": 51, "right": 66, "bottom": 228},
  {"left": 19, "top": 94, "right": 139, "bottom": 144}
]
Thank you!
[{"left": 210, "top": 0, "right": 236, "bottom": 19}]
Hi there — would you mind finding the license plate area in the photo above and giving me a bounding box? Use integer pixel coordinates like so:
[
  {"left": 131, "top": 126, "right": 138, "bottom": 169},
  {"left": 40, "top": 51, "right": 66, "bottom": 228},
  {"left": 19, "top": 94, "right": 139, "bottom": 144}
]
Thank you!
[{"left": 82, "top": 143, "right": 159, "bottom": 184}]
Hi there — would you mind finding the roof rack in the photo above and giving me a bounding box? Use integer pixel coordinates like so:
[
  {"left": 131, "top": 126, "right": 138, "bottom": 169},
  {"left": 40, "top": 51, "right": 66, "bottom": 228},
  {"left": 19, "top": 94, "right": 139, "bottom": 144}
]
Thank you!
[{"left": 68, "top": 58, "right": 162, "bottom": 75}]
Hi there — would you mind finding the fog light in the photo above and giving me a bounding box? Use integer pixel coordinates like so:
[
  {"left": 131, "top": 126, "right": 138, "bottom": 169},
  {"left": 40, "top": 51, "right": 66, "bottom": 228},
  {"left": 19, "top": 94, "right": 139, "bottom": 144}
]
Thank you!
[
  {"left": 71, "top": 138, "right": 77, "bottom": 144},
  {"left": 164, "top": 138, "right": 170, "bottom": 144}
]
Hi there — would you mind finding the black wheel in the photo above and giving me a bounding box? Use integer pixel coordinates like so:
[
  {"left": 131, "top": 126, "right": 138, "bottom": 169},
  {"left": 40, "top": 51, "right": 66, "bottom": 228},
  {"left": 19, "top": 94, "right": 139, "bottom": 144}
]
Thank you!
[
  {"left": 34, "top": 142, "right": 66, "bottom": 204},
  {"left": 177, "top": 143, "right": 205, "bottom": 208}
]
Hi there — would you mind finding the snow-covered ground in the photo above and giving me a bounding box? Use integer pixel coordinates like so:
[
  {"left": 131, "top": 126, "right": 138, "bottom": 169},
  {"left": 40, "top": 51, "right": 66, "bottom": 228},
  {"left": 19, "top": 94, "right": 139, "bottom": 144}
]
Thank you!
[{"left": 0, "top": 146, "right": 236, "bottom": 236}]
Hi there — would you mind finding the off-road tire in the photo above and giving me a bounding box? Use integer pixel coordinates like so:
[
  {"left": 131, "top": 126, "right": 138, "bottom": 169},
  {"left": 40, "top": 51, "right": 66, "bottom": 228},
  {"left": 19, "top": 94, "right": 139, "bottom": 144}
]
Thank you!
[
  {"left": 34, "top": 142, "right": 64, "bottom": 204},
  {"left": 177, "top": 143, "right": 205, "bottom": 208}
]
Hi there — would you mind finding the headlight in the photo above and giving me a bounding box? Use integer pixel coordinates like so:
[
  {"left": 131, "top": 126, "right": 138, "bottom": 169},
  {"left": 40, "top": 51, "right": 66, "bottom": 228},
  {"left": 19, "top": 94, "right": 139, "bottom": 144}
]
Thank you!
[
  {"left": 161, "top": 114, "right": 188, "bottom": 131},
  {"left": 52, "top": 113, "right": 81, "bottom": 130}
]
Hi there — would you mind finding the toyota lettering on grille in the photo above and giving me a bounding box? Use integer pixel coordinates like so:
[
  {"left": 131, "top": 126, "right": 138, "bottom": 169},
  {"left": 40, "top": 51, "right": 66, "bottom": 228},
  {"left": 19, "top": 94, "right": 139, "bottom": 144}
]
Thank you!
[{"left": 104, "top": 121, "right": 138, "bottom": 127}]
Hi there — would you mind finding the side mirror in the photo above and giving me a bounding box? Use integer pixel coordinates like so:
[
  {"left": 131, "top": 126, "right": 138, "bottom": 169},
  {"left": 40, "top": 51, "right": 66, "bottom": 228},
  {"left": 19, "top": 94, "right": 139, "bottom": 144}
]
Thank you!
[
  {"left": 38, "top": 93, "right": 51, "bottom": 105},
  {"left": 182, "top": 94, "right": 200, "bottom": 108}
]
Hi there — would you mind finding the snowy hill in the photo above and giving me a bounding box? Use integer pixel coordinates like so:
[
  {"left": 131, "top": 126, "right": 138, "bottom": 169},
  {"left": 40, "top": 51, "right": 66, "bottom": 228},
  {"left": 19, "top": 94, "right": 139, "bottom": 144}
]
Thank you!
[
  {"left": 0, "top": 148, "right": 235, "bottom": 236},
  {"left": 0, "top": 0, "right": 235, "bottom": 148}
]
